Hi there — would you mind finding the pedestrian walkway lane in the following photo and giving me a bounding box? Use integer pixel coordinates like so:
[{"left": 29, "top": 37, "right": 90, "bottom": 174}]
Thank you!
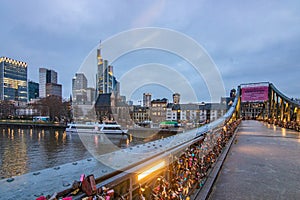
[{"left": 208, "top": 120, "right": 300, "bottom": 200}]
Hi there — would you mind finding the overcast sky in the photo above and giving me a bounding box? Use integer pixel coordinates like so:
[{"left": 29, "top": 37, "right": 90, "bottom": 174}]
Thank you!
[{"left": 1, "top": 0, "right": 299, "bottom": 102}]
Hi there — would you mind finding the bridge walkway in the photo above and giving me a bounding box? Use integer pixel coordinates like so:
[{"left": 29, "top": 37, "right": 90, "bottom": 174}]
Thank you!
[{"left": 208, "top": 120, "right": 300, "bottom": 200}]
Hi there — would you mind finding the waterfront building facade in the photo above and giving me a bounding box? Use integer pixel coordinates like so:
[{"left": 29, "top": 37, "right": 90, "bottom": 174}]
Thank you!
[
  {"left": 0, "top": 57, "right": 28, "bottom": 102},
  {"left": 199, "top": 103, "right": 227, "bottom": 123},
  {"left": 131, "top": 105, "right": 151, "bottom": 125},
  {"left": 150, "top": 98, "right": 168, "bottom": 125},
  {"left": 166, "top": 103, "right": 200, "bottom": 126},
  {"left": 164, "top": 92, "right": 228, "bottom": 127},
  {"left": 166, "top": 103, "right": 181, "bottom": 122}
]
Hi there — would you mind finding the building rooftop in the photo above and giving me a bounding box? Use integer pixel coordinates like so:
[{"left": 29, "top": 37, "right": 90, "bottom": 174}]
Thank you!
[
  {"left": 151, "top": 98, "right": 168, "bottom": 103},
  {"left": 95, "top": 93, "right": 112, "bottom": 107},
  {"left": 0, "top": 56, "right": 27, "bottom": 68}
]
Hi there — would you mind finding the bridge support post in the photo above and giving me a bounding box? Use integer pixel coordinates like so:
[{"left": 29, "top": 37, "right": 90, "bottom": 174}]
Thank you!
[
  {"left": 286, "top": 103, "right": 290, "bottom": 122},
  {"left": 275, "top": 95, "right": 279, "bottom": 121},
  {"left": 280, "top": 98, "right": 284, "bottom": 122},
  {"left": 235, "top": 95, "right": 241, "bottom": 120},
  {"left": 268, "top": 90, "right": 275, "bottom": 121},
  {"left": 296, "top": 108, "right": 300, "bottom": 124}
]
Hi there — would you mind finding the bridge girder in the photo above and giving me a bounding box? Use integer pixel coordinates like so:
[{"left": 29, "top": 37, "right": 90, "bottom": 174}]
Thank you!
[
  {"left": 265, "top": 83, "right": 300, "bottom": 128},
  {"left": 238, "top": 82, "right": 299, "bottom": 129}
]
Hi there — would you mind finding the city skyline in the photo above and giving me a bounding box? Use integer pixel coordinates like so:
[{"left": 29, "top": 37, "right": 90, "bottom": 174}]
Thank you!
[{"left": 0, "top": 1, "right": 299, "bottom": 101}]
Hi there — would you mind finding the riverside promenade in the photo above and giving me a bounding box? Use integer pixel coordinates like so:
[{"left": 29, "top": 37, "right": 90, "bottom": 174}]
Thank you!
[{"left": 208, "top": 120, "right": 300, "bottom": 200}]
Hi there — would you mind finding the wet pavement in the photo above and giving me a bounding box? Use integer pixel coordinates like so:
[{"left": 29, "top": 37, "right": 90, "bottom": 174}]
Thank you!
[{"left": 208, "top": 120, "right": 300, "bottom": 200}]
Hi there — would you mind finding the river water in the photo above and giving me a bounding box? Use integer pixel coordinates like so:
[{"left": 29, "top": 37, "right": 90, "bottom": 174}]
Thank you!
[{"left": 0, "top": 126, "right": 170, "bottom": 179}]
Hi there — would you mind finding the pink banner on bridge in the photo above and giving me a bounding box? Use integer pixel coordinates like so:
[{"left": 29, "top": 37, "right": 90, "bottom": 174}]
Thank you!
[{"left": 241, "top": 86, "right": 269, "bottom": 102}]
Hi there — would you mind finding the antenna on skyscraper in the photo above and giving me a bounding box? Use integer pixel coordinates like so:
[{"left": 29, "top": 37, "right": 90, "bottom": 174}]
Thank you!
[
  {"left": 98, "top": 40, "right": 102, "bottom": 55},
  {"left": 97, "top": 40, "right": 102, "bottom": 57},
  {"left": 97, "top": 40, "right": 103, "bottom": 65}
]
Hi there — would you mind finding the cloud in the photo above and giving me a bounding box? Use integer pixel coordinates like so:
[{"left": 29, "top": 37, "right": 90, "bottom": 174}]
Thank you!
[
  {"left": 1, "top": 0, "right": 299, "bottom": 99},
  {"left": 131, "top": 0, "right": 166, "bottom": 27}
]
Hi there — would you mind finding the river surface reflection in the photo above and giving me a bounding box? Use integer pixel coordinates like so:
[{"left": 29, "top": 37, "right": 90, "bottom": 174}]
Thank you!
[
  {"left": 0, "top": 127, "right": 170, "bottom": 179},
  {"left": 0, "top": 127, "right": 90, "bottom": 179}
]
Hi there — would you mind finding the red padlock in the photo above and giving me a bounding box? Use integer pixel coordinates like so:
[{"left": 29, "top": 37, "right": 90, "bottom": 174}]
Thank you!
[
  {"left": 88, "top": 174, "right": 97, "bottom": 193},
  {"left": 81, "top": 174, "right": 97, "bottom": 196},
  {"left": 36, "top": 196, "right": 47, "bottom": 200}
]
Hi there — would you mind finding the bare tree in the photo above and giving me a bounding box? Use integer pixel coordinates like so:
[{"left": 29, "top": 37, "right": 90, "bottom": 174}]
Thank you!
[
  {"left": 0, "top": 100, "right": 16, "bottom": 119},
  {"left": 33, "top": 96, "right": 63, "bottom": 122}
]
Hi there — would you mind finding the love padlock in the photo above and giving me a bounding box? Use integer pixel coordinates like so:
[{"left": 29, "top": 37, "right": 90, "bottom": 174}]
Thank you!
[{"left": 81, "top": 174, "right": 97, "bottom": 196}]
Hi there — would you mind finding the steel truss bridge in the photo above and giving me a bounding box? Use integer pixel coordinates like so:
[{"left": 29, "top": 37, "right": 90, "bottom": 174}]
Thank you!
[
  {"left": 0, "top": 82, "right": 299, "bottom": 200},
  {"left": 266, "top": 83, "right": 300, "bottom": 128}
]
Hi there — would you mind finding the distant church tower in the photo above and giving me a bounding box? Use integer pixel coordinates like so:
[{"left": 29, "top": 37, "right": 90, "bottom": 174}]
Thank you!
[
  {"left": 230, "top": 88, "right": 236, "bottom": 98},
  {"left": 173, "top": 93, "right": 180, "bottom": 104},
  {"left": 143, "top": 93, "right": 152, "bottom": 107}
]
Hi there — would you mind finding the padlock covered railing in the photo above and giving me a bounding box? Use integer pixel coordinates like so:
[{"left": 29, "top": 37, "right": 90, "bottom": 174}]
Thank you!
[{"left": 49, "top": 88, "right": 242, "bottom": 200}]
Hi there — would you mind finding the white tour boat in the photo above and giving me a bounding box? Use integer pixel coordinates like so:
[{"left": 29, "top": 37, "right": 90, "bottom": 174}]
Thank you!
[
  {"left": 98, "top": 121, "right": 128, "bottom": 134},
  {"left": 65, "top": 122, "right": 99, "bottom": 133},
  {"left": 66, "top": 121, "right": 128, "bottom": 135}
]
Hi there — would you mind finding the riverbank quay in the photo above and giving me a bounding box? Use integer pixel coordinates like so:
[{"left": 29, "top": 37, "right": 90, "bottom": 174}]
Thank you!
[{"left": 0, "top": 120, "right": 66, "bottom": 129}]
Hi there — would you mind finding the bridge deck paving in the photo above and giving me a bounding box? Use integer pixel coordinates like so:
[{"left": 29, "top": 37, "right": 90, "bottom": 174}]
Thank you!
[{"left": 207, "top": 120, "right": 300, "bottom": 200}]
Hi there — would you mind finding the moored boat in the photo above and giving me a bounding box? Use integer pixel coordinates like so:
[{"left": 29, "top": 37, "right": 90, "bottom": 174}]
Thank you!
[
  {"left": 65, "top": 122, "right": 99, "bottom": 133},
  {"left": 66, "top": 121, "right": 128, "bottom": 135},
  {"left": 98, "top": 121, "right": 128, "bottom": 134}
]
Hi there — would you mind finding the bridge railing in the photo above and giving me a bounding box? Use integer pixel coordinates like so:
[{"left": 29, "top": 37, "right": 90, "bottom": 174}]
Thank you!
[{"left": 49, "top": 90, "right": 242, "bottom": 199}]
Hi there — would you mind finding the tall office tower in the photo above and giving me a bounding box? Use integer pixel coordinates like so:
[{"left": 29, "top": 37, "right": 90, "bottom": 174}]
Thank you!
[
  {"left": 86, "top": 87, "right": 96, "bottom": 103},
  {"left": 143, "top": 93, "right": 152, "bottom": 107},
  {"left": 0, "top": 57, "right": 28, "bottom": 102},
  {"left": 28, "top": 81, "right": 39, "bottom": 101},
  {"left": 39, "top": 68, "right": 61, "bottom": 98},
  {"left": 96, "top": 46, "right": 119, "bottom": 96},
  {"left": 46, "top": 83, "right": 62, "bottom": 97},
  {"left": 72, "top": 73, "right": 88, "bottom": 103},
  {"left": 173, "top": 93, "right": 180, "bottom": 104}
]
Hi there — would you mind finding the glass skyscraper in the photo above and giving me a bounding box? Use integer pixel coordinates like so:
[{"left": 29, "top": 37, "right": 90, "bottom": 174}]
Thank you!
[
  {"left": 96, "top": 47, "right": 119, "bottom": 96},
  {"left": 0, "top": 57, "right": 28, "bottom": 102},
  {"left": 28, "top": 81, "right": 39, "bottom": 101}
]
